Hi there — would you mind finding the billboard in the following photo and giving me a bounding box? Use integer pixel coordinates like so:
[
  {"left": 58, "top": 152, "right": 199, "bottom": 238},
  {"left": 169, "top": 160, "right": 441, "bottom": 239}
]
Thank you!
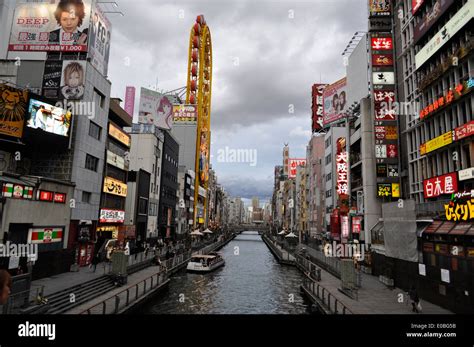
[
  {"left": 138, "top": 88, "right": 174, "bottom": 130},
  {"left": 312, "top": 84, "right": 326, "bottom": 132},
  {"left": 9, "top": 0, "right": 92, "bottom": 52},
  {"left": 415, "top": 0, "right": 474, "bottom": 70},
  {"left": 26, "top": 98, "right": 72, "bottom": 137},
  {"left": 323, "top": 78, "right": 347, "bottom": 126},
  {"left": 88, "top": 2, "right": 112, "bottom": 76},
  {"left": 0, "top": 84, "right": 29, "bottom": 139},
  {"left": 414, "top": 0, "right": 455, "bottom": 43},
  {"left": 172, "top": 104, "right": 197, "bottom": 124},
  {"left": 369, "top": 0, "right": 391, "bottom": 17},
  {"left": 43, "top": 60, "right": 86, "bottom": 100}
]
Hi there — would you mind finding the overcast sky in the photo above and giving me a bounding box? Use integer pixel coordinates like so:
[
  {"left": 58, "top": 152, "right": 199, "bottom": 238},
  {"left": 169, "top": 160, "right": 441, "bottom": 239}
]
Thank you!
[{"left": 107, "top": 0, "right": 368, "bottom": 205}]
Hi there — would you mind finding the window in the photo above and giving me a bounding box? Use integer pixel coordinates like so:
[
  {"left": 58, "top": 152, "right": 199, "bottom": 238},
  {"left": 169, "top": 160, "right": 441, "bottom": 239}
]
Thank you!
[
  {"left": 138, "top": 198, "right": 148, "bottom": 215},
  {"left": 94, "top": 89, "right": 105, "bottom": 109},
  {"left": 85, "top": 154, "right": 99, "bottom": 172},
  {"left": 82, "top": 191, "right": 91, "bottom": 204},
  {"left": 89, "top": 121, "right": 101, "bottom": 140}
]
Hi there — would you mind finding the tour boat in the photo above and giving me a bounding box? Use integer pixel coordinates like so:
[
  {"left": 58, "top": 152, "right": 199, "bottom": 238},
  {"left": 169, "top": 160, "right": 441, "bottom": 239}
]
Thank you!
[{"left": 186, "top": 252, "right": 225, "bottom": 273}]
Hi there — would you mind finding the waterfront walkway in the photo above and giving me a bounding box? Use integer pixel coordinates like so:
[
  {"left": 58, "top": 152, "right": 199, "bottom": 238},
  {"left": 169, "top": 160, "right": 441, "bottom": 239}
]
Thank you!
[{"left": 263, "top": 235, "right": 452, "bottom": 314}]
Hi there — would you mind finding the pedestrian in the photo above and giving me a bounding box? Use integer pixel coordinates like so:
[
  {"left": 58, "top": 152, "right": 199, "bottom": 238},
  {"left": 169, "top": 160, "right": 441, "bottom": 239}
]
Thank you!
[
  {"left": 0, "top": 270, "right": 12, "bottom": 305},
  {"left": 91, "top": 253, "right": 100, "bottom": 272},
  {"left": 409, "top": 285, "right": 421, "bottom": 313}
]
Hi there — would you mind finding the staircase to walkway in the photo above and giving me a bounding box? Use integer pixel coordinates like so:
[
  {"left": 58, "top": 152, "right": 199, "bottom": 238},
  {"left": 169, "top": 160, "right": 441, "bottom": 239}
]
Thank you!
[{"left": 44, "top": 275, "right": 116, "bottom": 314}]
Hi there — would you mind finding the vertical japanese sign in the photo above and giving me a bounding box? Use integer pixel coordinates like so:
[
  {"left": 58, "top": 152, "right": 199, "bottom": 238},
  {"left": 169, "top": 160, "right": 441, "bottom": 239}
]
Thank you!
[
  {"left": 336, "top": 137, "right": 349, "bottom": 212},
  {"left": 369, "top": 7, "right": 400, "bottom": 200},
  {"left": 124, "top": 86, "right": 135, "bottom": 118},
  {"left": 312, "top": 84, "right": 327, "bottom": 132}
]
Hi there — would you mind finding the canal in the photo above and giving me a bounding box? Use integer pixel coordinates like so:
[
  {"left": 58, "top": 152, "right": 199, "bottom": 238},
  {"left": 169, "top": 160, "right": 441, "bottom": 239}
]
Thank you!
[{"left": 141, "top": 231, "right": 311, "bottom": 314}]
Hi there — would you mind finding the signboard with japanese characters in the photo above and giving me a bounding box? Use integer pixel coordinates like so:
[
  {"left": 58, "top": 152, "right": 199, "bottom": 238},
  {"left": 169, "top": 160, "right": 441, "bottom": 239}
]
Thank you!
[
  {"left": 312, "top": 84, "right": 327, "bottom": 132},
  {"left": 420, "top": 81, "right": 472, "bottom": 121},
  {"left": 415, "top": 0, "right": 474, "bottom": 70},
  {"left": 445, "top": 199, "right": 474, "bottom": 221},
  {"left": 424, "top": 172, "right": 458, "bottom": 199},
  {"left": 369, "top": 0, "right": 391, "bottom": 17},
  {"left": 288, "top": 159, "right": 306, "bottom": 179},
  {"left": 453, "top": 120, "right": 474, "bottom": 142},
  {"left": 336, "top": 151, "right": 349, "bottom": 196},
  {"left": 100, "top": 209, "right": 125, "bottom": 223},
  {"left": 372, "top": 54, "right": 393, "bottom": 66},
  {"left": 371, "top": 36, "right": 393, "bottom": 51},
  {"left": 420, "top": 131, "right": 453, "bottom": 155},
  {"left": 370, "top": 26, "right": 399, "bottom": 197}
]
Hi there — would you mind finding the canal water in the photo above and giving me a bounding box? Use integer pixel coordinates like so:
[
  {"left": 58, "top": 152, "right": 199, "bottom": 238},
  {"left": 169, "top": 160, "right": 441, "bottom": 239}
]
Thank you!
[{"left": 142, "top": 231, "right": 311, "bottom": 314}]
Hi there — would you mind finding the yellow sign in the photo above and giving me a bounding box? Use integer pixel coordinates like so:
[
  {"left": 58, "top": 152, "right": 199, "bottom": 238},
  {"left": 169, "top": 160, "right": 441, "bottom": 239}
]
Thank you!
[
  {"left": 445, "top": 199, "right": 474, "bottom": 221},
  {"left": 109, "top": 123, "right": 131, "bottom": 147},
  {"left": 103, "top": 177, "right": 128, "bottom": 197},
  {"left": 0, "top": 84, "right": 28, "bottom": 139},
  {"left": 392, "top": 183, "right": 400, "bottom": 198},
  {"left": 420, "top": 131, "right": 452, "bottom": 155},
  {"left": 385, "top": 126, "right": 398, "bottom": 140}
]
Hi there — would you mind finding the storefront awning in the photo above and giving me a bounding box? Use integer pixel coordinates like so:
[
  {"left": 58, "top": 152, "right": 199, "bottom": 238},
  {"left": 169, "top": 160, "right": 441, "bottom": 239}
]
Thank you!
[
  {"left": 423, "top": 220, "right": 443, "bottom": 234},
  {"left": 449, "top": 223, "right": 471, "bottom": 235},
  {"left": 0, "top": 175, "right": 34, "bottom": 186},
  {"left": 435, "top": 221, "right": 455, "bottom": 234}
]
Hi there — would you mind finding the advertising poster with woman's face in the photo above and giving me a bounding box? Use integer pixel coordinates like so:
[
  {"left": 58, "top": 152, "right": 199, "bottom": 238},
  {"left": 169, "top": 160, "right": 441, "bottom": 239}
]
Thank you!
[
  {"left": 138, "top": 88, "right": 174, "bottom": 130},
  {"left": 8, "top": 0, "right": 92, "bottom": 52},
  {"left": 61, "top": 60, "right": 86, "bottom": 100}
]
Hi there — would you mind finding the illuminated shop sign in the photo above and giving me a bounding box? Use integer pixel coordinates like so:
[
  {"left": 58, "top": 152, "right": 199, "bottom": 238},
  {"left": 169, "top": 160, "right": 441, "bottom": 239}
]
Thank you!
[
  {"left": 371, "top": 37, "right": 393, "bottom": 50},
  {"left": 2, "top": 183, "right": 34, "bottom": 199},
  {"left": 377, "top": 183, "right": 400, "bottom": 198},
  {"left": 100, "top": 209, "right": 125, "bottom": 223},
  {"left": 420, "top": 81, "right": 472, "bottom": 120},
  {"left": 420, "top": 131, "right": 453, "bottom": 155},
  {"left": 445, "top": 200, "right": 474, "bottom": 221},
  {"left": 423, "top": 172, "right": 458, "bottom": 199}
]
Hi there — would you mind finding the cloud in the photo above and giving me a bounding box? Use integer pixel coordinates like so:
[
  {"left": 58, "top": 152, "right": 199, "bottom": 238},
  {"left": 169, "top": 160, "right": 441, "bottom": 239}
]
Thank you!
[{"left": 107, "top": 0, "right": 368, "bottom": 198}]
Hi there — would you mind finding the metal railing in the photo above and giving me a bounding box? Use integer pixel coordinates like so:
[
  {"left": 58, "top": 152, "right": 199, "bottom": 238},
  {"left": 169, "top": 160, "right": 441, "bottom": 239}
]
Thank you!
[
  {"left": 262, "top": 234, "right": 295, "bottom": 263},
  {"left": 302, "top": 275, "right": 353, "bottom": 314},
  {"left": 2, "top": 284, "right": 45, "bottom": 314},
  {"left": 80, "top": 270, "right": 168, "bottom": 315}
]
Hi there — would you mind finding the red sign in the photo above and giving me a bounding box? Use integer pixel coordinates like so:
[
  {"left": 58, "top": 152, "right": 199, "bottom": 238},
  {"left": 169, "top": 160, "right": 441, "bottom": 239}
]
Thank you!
[
  {"left": 371, "top": 37, "right": 393, "bottom": 50},
  {"left": 372, "top": 54, "right": 393, "bottom": 66},
  {"left": 374, "top": 90, "right": 395, "bottom": 102},
  {"left": 423, "top": 172, "right": 458, "bottom": 199},
  {"left": 420, "top": 82, "right": 471, "bottom": 120},
  {"left": 453, "top": 121, "right": 474, "bottom": 142},
  {"left": 288, "top": 159, "right": 307, "bottom": 179},
  {"left": 375, "top": 126, "right": 386, "bottom": 140},
  {"left": 387, "top": 144, "right": 398, "bottom": 158},
  {"left": 374, "top": 102, "right": 397, "bottom": 121},
  {"left": 352, "top": 217, "right": 362, "bottom": 234},
  {"left": 412, "top": 0, "right": 425, "bottom": 15},
  {"left": 38, "top": 190, "right": 53, "bottom": 202},
  {"left": 53, "top": 193, "right": 66, "bottom": 204}
]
